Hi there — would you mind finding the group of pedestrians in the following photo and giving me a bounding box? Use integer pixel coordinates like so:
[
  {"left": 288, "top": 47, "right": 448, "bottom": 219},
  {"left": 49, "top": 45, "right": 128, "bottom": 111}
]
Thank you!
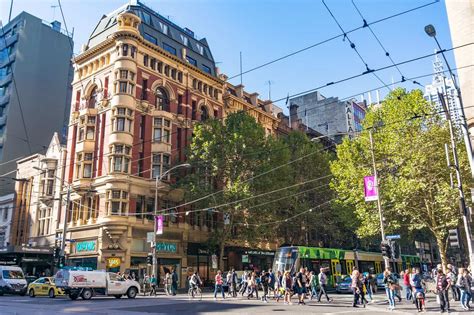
[{"left": 350, "top": 267, "right": 372, "bottom": 308}]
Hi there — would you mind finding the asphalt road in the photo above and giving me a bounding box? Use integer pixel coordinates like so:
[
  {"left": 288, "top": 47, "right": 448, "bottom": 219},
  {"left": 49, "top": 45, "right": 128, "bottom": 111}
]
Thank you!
[{"left": 0, "top": 291, "right": 470, "bottom": 315}]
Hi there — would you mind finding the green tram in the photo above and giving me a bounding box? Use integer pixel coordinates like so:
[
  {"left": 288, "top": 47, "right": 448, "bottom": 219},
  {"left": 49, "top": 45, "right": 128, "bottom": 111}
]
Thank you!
[{"left": 272, "top": 246, "right": 421, "bottom": 287}]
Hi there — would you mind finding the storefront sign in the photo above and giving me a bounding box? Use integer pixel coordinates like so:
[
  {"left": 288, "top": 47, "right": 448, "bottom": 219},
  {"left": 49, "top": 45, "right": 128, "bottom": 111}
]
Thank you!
[
  {"left": 245, "top": 251, "right": 275, "bottom": 256},
  {"left": 155, "top": 242, "right": 177, "bottom": 253},
  {"left": 242, "top": 255, "right": 249, "bottom": 263},
  {"left": 364, "top": 175, "right": 378, "bottom": 201},
  {"left": 211, "top": 254, "right": 218, "bottom": 269},
  {"left": 106, "top": 257, "right": 121, "bottom": 268},
  {"left": 155, "top": 215, "right": 163, "bottom": 235},
  {"left": 76, "top": 241, "right": 96, "bottom": 253}
]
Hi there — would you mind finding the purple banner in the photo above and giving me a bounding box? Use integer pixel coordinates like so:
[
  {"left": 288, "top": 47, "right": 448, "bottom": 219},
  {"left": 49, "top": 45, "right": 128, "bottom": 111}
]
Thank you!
[
  {"left": 364, "top": 175, "right": 378, "bottom": 202},
  {"left": 155, "top": 215, "right": 164, "bottom": 235}
]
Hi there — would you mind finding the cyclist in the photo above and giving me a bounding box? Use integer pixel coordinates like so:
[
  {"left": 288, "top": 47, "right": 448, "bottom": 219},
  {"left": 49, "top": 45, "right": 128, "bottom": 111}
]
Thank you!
[{"left": 189, "top": 271, "right": 202, "bottom": 293}]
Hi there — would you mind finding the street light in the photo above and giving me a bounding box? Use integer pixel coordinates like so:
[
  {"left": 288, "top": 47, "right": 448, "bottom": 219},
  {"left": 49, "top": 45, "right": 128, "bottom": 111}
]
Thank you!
[
  {"left": 152, "top": 163, "right": 191, "bottom": 277},
  {"left": 425, "top": 24, "right": 474, "bottom": 272}
]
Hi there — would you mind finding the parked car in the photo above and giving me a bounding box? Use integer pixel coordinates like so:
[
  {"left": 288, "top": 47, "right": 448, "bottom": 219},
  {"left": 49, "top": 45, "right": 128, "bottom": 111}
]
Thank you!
[
  {"left": 28, "top": 277, "right": 64, "bottom": 298},
  {"left": 335, "top": 275, "right": 352, "bottom": 294},
  {"left": 55, "top": 269, "right": 140, "bottom": 300},
  {"left": 25, "top": 276, "right": 37, "bottom": 285},
  {"left": 0, "top": 266, "right": 27, "bottom": 296}
]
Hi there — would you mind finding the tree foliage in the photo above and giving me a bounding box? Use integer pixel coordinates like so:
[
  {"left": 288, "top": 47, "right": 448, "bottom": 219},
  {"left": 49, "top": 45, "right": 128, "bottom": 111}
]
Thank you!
[{"left": 330, "top": 88, "right": 469, "bottom": 266}]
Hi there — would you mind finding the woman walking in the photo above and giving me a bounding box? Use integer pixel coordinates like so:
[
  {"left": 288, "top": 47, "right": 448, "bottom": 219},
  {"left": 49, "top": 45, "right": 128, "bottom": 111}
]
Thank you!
[
  {"left": 383, "top": 268, "right": 396, "bottom": 311},
  {"left": 214, "top": 270, "right": 225, "bottom": 300},
  {"left": 457, "top": 268, "right": 472, "bottom": 310},
  {"left": 282, "top": 271, "right": 293, "bottom": 305}
]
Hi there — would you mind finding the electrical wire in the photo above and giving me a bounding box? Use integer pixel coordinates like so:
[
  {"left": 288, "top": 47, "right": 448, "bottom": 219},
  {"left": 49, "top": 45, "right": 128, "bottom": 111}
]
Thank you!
[{"left": 227, "top": 0, "right": 440, "bottom": 79}]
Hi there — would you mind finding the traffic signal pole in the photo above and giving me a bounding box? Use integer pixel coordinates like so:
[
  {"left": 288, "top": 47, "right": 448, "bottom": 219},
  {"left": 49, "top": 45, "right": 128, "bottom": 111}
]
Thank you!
[
  {"left": 59, "top": 185, "right": 71, "bottom": 267},
  {"left": 369, "top": 129, "right": 390, "bottom": 269}
]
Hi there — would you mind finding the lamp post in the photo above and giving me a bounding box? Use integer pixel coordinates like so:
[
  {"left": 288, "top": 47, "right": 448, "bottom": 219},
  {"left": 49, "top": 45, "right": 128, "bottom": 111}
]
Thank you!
[
  {"left": 425, "top": 24, "right": 474, "bottom": 272},
  {"left": 152, "top": 163, "right": 191, "bottom": 278}
]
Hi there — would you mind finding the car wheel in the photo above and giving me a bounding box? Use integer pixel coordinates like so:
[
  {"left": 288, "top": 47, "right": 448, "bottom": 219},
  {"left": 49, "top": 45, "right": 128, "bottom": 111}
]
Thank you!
[
  {"left": 29, "top": 289, "right": 35, "bottom": 298},
  {"left": 69, "top": 293, "right": 79, "bottom": 300},
  {"left": 81, "top": 289, "right": 93, "bottom": 300},
  {"left": 114, "top": 294, "right": 122, "bottom": 299},
  {"left": 127, "top": 287, "right": 137, "bottom": 299},
  {"left": 49, "top": 289, "right": 55, "bottom": 298}
]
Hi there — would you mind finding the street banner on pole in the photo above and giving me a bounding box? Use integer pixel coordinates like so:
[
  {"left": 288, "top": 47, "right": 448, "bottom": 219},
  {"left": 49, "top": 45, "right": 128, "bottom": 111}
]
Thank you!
[
  {"left": 155, "top": 215, "right": 163, "bottom": 235},
  {"left": 364, "top": 175, "right": 378, "bottom": 201}
]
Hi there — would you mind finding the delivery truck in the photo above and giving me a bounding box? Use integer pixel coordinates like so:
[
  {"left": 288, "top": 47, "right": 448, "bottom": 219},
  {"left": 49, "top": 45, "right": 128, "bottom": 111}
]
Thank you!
[{"left": 54, "top": 269, "right": 140, "bottom": 300}]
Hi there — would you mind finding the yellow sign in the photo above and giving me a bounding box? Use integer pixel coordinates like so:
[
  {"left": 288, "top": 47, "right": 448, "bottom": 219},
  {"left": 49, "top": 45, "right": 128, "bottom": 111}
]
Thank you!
[{"left": 107, "top": 257, "right": 121, "bottom": 268}]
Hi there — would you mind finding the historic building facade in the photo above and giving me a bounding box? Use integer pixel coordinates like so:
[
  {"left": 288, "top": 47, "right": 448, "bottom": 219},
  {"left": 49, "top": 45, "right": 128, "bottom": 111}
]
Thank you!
[{"left": 62, "top": 1, "right": 281, "bottom": 286}]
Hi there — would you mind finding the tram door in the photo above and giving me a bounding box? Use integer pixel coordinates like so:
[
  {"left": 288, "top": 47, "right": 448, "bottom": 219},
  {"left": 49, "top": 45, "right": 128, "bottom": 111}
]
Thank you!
[
  {"left": 330, "top": 259, "right": 341, "bottom": 286},
  {"left": 375, "top": 261, "right": 382, "bottom": 274},
  {"left": 346, "top": 260, "right": 354, "bottom": 275}
]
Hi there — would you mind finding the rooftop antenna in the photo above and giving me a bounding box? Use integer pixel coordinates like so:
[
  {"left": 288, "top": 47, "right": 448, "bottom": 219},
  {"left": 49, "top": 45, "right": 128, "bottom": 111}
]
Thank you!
[
  {"left": 265, "top": 80, "right": 275, "bottom": 100},
  {"left": 239, "top": 51, "right": 243, "bottom": 86},
  {"left": 51, "top": 4, "right": 59, "bottom": 20},
  {"left": 8, "top": 0, "right": 14, "bottom": 23}
]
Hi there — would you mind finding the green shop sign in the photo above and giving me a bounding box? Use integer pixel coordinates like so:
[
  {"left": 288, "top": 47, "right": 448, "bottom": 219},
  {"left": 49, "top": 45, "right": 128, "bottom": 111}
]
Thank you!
[
  {"left": 155, "top": 242, "right": 177, "bottom": 253},
  {"left": 76, "top": 241, "right": 96, "bottom": 252}
]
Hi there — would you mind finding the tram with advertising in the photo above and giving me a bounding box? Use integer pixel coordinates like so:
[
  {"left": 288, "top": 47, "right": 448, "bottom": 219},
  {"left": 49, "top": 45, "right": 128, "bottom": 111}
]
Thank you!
[{"left": 272, "top": 246, "right": 421, "bottom": 287}]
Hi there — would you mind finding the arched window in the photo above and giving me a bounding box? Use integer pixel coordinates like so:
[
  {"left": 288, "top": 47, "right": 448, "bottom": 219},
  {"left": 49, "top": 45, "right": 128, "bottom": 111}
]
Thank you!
[
  {"left": 155, "top": 87, "right": 170, "bottom": 111},
  {"left": 200, "top": 106, "right": 209, "bottom": 121},
  {"left": 88, "top": 86, "right": 98, "bottom": 108}
]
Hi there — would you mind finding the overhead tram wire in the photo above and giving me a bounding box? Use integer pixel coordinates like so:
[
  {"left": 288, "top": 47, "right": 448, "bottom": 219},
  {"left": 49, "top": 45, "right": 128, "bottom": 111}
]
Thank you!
[
  {"left": 293, "top": 63, "right": 474, "bottom": 120},
  {"left": 321, "top": 0, "right": 391, "bottom": 92},
  {"left": 1, "top": 54, "right": 473, "bottom": 183},
  {"left": 0, "top": 22, "right": 32, "bottom": 154},
  {"left": 227, "top": 0, "right": 440, "bottom": 80}
]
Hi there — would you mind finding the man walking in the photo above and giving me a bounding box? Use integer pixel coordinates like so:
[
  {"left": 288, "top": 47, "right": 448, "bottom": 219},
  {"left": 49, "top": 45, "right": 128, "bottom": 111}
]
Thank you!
[
  {"left": 436, "top": 268, "right": 450, "bottom": 313},
  {"left": 317, "top": 267, "right": 332, "bottom": 303},
  {"left": 171, "top": 267, "right": 178, "bottom": 296}
]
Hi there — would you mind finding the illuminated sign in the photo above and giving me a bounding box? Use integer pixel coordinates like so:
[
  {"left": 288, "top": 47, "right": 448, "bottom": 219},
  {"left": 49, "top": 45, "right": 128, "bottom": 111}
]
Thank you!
[
  {"left": 107, "top": 257, "right": 121, "bottom": 268},
  {"left": 155, "top": 242, "right": 177, "bottom": 253},
  {"left": 76, "top": 241, "right": 96, "bottom": 253}
]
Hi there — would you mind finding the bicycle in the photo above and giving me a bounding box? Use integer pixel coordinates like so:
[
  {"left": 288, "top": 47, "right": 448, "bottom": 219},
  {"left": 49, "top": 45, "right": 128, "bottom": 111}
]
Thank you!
[{"left": 188, "top": 285, "right": 202, "bottom": 301}]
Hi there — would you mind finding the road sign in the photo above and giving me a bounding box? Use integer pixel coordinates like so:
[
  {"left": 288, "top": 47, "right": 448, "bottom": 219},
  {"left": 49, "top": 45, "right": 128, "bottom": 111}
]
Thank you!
[
  {"left": 147, "top": 232, "right": 154, "bottom": 243},
  {"left": 386, "top": 234, "right": 401, "bottom": 240}
]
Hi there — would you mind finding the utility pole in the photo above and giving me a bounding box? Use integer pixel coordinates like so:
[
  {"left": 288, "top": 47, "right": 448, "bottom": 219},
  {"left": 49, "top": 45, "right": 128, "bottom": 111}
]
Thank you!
[
  {"left": 440, "top": 85, "right": 474, "bottom": 272},
  {"left": 369, "top": 129, "right": 390, "bottom": 269},
  {"left": 60, "top": 185, "right": 71, "bottom": 266}
]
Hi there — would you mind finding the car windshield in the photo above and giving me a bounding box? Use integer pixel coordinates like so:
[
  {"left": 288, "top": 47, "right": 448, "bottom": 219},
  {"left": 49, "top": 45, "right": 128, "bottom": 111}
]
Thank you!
[{"left": 2, "top": 270, "right": 25, "bottom": 279}]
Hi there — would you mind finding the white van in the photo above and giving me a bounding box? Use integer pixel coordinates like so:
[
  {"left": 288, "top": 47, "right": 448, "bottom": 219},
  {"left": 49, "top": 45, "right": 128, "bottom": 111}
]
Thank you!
[
  {"left": 0, "top": 266, "right": 27, "bottom": 296},
  {"left": 55, "top": 269, "right": 140, "bottom": 300}
]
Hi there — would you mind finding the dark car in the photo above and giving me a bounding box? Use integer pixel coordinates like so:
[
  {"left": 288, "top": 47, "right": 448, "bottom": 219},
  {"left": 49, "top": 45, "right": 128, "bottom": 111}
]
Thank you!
[{"left": 335, "top": 275, "right": 352, "bottom": 294}]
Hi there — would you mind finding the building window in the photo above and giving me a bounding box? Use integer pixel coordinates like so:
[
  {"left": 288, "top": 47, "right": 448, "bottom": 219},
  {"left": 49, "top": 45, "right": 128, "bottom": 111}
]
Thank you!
[
  {"left": 144, "top": 33, "right": 158, "bottom": 45},
  {"left": 150, "top": 58, "right": 156, "bottom": 70},
  {"left": 192, "top": 101, "right": 197, "bottom": 120},
  {"left": 152, "top": 153, "right": 170, "bottom": 179},
  {"left": 163, "top": 43, "right": 176, "bottom": 56},
  {"left": 202, "top": 64, "right": 211, "bottom": 74},
  {"left": 177, "top": 94, "right": 183, "bottom": 115},
  {"left": 112, "top": 107, "right": 133, "bottom": 133},
  {"left": 186, "top": 56, "right": 197, "bottom": 66},
  {"left": 143, "top": 54, "right": 149, "bottom": 67},
  {"left": 200, "top": 106, "right": 209, "bottom": 121},
  {"left": 116, "top": 69, "right": 135, "bottom": 95},
  {"left": 155, "top": 87, "right": 170, "bottom": 111},
  {"left": 141, "top": 79, "right": 148, "bottom": 100},
  {"left": 107, "top": 190, "right": 128, "bottom": 215},
  {"left": 76, "top": 152, "right": 93, "bottom": 179},
  {"left": 153, "top": 117, "right": 171, "bottom": 143},
  {"left": 122, "top": 44, "right": 129, "bottom": 56},
  {"left": 37, "top": 207, "right": 52, "bottom": 236},
  {"left": 109, "top": 144, "right": 131, "bottom": 173},
  {"left": 131, "top": 46, "right": 136, "bottom": 58},
  {"left": 88, "top": 86, "right": 98, "bottom": 108},
  {"left": 2, "top": 207, "right": 7, "bottom": 221},
  {"left": 40, "top": 169, "right": 55, "bottom": 196}
]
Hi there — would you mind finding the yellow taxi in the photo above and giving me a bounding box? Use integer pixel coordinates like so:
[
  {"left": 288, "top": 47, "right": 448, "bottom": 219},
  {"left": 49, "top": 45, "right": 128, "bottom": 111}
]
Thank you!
[{"left": 28, "top": 277, "right": 64, "bottom": 298}]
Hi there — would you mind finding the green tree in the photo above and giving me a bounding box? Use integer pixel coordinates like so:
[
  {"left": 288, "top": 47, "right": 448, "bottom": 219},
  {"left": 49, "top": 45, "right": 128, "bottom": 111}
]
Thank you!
[
  {"left": 183, "top": 111, "right": 289, "bottom": 269},
  {"left": 330, "top": 88, "right": 469, "bottom": 267}
]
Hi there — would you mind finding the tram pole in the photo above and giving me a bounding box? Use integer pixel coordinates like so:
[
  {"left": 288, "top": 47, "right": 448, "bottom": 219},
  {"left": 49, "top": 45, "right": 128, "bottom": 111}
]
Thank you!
[{"left": 369, "top": 129, "right": 390, "bottom": 269}]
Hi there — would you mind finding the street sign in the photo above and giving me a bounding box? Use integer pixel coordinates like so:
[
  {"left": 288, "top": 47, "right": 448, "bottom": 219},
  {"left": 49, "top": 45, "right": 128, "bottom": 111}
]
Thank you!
[
  {"left": 147, "top": 232, "right": 154, "bottom": 243},
  {"left": 386, "top": 234, "right": 401, "bottom": 240}
]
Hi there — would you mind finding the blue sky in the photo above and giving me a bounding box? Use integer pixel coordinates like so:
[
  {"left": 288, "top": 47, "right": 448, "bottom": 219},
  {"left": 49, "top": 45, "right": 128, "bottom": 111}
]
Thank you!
[{"left": 1, "top": 0, "right": 458, "bottom": 115}]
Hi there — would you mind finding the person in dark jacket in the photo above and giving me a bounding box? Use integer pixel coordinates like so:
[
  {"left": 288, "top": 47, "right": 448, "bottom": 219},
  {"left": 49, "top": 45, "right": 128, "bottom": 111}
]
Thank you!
[{"left": 436, "top": 269, "right": 450, "bottom": 313}]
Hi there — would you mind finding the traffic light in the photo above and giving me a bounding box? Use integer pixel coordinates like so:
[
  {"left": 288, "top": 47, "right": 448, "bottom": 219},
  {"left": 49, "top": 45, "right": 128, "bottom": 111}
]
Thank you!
[
  {"left": 146, "top": 253, "right": 153, "bottom": 266},
  {"left": 448, "top": 228, "right": 460, "bottom": 248},
  {"left": 53, "top": 247, "right": 60, "bottom": 260},
  {"left": 58, "top": 256, "right": 65, "bottom": 268},
  {"left": 381, "top": 242, "right": 392, "bottom": 259}
]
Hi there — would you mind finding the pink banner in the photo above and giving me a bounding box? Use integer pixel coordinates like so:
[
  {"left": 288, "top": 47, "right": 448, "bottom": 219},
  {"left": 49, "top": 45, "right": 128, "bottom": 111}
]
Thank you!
[
  {"left": 364, "top": 175, "right": 378, "bottom": 201},
  {"left": 155, "top": 215, "right": 163, "bottom": 235}
]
